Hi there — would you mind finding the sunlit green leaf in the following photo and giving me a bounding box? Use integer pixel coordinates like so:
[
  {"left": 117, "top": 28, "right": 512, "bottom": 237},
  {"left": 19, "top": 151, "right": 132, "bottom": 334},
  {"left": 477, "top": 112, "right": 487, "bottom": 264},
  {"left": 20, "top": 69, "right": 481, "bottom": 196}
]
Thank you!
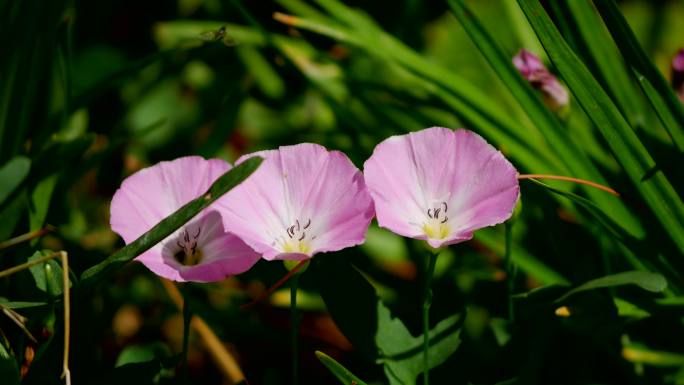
[{"left": 316, "top": 351, "right": 368, "bottom": 385}]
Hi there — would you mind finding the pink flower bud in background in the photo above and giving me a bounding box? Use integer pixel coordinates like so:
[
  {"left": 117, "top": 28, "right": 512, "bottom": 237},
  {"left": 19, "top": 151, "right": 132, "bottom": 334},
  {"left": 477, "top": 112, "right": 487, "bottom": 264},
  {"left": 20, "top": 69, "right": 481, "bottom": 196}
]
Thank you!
[
  {"left": 513, "top": 49, "right": 570, "bottom": 112},
  {"left": 672, "top": 48, "right": 684, "bottom": 103}
]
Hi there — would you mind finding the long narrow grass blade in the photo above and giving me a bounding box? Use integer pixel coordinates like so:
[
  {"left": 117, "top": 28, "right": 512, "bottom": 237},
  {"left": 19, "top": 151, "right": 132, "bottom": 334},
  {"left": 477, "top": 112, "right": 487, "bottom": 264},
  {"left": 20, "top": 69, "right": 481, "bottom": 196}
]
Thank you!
[{"left": 516, "top": 0, "right": 684, "bottom": 256}]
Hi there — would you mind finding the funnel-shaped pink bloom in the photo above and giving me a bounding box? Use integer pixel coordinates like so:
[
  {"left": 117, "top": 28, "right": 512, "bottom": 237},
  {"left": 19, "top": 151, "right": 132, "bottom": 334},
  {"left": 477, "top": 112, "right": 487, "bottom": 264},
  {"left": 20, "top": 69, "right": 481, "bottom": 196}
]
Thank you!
[
  {"left": 216, "top": 143, "right": 374, "bottom": 261},
  {"left": 110, "top": 156, "right": 260, "bottom": 282},
  {"left": 513, "top": 49, "right": 569, "bottom": 110},
  {"left": 364, "top": 127, "right": 519, "bottom": 248}
]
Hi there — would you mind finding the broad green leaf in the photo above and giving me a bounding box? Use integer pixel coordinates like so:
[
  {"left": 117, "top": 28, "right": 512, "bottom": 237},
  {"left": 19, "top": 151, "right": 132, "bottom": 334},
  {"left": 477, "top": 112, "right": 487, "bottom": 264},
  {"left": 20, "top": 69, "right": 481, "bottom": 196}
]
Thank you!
[
  {"left": 592, "top": 0, "right": 684, "bottom": 152},
  {"left": 315, "top": 351, "right": 368, "bottom": 385},
  {"left": 0, "top": 191, "right": 26, "bottom": 241},
  {"left": 447, "top": 0, "right": 642, "bottom": 239},
  {"left": 116, "top": 343, "right": 171, "bottom": 367},
  {"left": 0, "top": 156, "right": 30, "bottom": 205},
  {"left": 79, "top": 157, "right": 262, "bottom": 286},
  {"left": 378, "top": 307, "right": 462, "bottom": 385},
  {"left": 555, "top": 271, "right": 667, "bottom": 304},
  {"left": 517, "top": 0, "right": 684, "bottom": 256},
  {"left": 614, "top": 298, "right": 650, "bottom": 319},
  {"left": 28, "top": 250, "right": 69, "bottom": 296},
  {"left": 313, "top": 254, "right": 463, "bottom": 384},
  {"left": 28, "top": 174, "right": 58, "bottom": 236}
]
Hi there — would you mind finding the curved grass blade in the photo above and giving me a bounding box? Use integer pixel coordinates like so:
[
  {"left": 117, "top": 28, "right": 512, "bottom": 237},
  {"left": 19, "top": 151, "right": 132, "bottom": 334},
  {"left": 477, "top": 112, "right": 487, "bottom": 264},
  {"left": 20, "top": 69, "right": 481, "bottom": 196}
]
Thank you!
[
  {"left": 516, "top": 0, "right": 684, "bottom": 256},
  {"left": 447, "top": 0, "right": 642, "bottom": 238},
  {"left": 592, "top": 0, "right": 684, "bottom": 152},
  {"left": 560, "top": 1, "right": 645, "bottom": 128},
  {"left": 555, "top": 271, "right": 667, "bottom": 304},
  {"left": 315, "top": 351, "right": 368, "bottom": 385},
  {"left": 79, "top": 157, "right": 262, "bottom": 287}
]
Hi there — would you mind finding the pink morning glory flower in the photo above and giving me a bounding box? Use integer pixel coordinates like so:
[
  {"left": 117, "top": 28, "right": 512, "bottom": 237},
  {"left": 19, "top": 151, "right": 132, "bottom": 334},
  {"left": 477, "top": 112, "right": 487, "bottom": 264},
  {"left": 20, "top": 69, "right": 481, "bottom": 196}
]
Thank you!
[
  {"left": 513, "top": 49, "right": 569, "bottom": 111},
  {"left": 672, "top": 48, "right": 684, "bottom": 103},
  {"left": 216, "top": 143, "right": 375, "bottom": 261},
  {"left": 363, "top": 127, "right": 520, "bottom": 248},
  {"left": 110, "top": 156, "right": 260, "bottom": 282}
]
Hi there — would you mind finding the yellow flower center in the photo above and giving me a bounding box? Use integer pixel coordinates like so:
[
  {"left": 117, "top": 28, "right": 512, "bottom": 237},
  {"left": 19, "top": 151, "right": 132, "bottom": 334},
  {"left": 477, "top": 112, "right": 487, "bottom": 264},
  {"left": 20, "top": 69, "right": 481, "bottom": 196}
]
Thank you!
[
  {"left": 283, "top": 240, "right": 312, "bottom": 254},
  {"left": 423, "top": 201, "right": 450, "bottom": 240},
  {"left": 281, "top": 218, "right": 313, "bottom": 255}
]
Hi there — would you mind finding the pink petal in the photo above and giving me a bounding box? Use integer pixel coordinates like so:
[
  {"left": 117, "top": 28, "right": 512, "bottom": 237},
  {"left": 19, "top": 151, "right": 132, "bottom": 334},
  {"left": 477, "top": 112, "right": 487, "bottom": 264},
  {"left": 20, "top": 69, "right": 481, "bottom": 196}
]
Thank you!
[
  {"left": 364, "top": 127, "right": 519, "bottom": 248},
  {"left": 217, "top": 143, "right": 374, "bottom": 260},
  {"left": 110, "top": 156, "right": 259, "bottom": 282}
]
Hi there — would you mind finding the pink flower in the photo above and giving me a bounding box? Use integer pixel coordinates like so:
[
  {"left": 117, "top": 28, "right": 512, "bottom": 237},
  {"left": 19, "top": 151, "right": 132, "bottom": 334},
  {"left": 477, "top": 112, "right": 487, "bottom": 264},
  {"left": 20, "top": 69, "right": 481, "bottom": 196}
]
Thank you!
[
  {"left": 672, "top": 48, "right": 684, "bottom": 103},
  {"left": 110, "top": 156, "right": 260, "bottom": 282},
  {"left": 363, "top": 127, "right": 519, "bottom": 248},
  {"left": 217, "top": 143, "right": 375, "bottom": 261},
  {"left": 513, "top": 49, "right": 569, "bottom": 110}
]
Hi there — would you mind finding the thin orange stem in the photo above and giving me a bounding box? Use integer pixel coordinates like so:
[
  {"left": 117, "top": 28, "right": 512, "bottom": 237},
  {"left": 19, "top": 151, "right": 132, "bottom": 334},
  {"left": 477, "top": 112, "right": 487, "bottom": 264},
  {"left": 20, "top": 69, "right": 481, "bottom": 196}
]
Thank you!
[
  {"left": 518, "top": 174, "right": 620, "bottom": 197},
  {"left": 241, "top": 260, "right": 308, "bottom": 310}
]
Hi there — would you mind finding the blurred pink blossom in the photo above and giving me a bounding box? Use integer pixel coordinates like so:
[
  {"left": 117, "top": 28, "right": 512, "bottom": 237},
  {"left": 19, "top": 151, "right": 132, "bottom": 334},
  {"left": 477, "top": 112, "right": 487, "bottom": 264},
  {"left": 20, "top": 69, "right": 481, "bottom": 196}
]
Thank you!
[
  {"left": 513, "top": 49, "right": 569, "bottom": 111},
  {"left": 672, "top": 48, "right": 684, "bottom": 103}
]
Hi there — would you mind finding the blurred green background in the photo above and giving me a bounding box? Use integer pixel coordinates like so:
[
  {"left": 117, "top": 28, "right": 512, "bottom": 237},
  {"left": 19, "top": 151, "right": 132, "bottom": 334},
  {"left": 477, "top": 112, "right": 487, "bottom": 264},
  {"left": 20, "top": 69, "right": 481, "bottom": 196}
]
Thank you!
[{"left": 2, "top": 0, "right": 684, "bottom": 384}]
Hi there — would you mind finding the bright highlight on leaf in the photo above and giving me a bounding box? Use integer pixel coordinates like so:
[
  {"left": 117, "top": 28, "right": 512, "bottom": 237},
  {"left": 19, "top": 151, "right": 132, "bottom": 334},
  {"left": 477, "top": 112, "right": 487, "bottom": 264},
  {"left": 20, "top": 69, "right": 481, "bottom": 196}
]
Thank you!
[
  {"left": 110, "top": 156, "right": 260, "bottom": 282},
  {"left": 363, "top": 127, "right": 520, "bottom": 248}
]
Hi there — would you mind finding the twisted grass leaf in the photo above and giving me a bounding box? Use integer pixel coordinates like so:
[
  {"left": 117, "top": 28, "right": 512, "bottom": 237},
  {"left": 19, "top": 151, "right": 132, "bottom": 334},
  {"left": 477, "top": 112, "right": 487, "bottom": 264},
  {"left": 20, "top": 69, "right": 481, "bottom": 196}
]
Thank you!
[
  {"left": 556, "top": 271, "right": 667, "bottom": 304},
  {"left": 315, "top": 351, "right": 368, "bottom": 385},
  {"left": 592, "top": 0, "right": 684, "bottom": 152},
  {"left": 447, "top": 0, "right": 642, "bottom": 238},
  {"left": 79, "top": 157, "right": 262, "bottom": 286},
  {"left": 517, "top": 0, "right": 684, "bottom": 256}
]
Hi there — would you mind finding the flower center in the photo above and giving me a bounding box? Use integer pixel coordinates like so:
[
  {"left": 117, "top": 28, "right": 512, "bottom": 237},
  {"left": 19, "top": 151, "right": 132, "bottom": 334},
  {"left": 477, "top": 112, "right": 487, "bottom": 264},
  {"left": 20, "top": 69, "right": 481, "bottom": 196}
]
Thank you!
[
  {"left": 281, "top": 218, "right": 313, "bottom": 254},
  {"left": 174, "top": 227, "right": 203, "bottom": 266},
  {"left": 422, "top": 201, "right": 450, "bottom": 240}
]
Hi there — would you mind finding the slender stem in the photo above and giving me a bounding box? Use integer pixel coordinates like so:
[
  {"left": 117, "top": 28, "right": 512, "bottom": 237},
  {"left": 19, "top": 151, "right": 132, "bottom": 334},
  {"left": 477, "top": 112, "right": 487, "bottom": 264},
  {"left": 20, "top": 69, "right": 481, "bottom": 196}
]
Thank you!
[
  {"left": 291, "top": 273, "right": 301, "bottom": 385},
  {"left": 181, "top": 285, "right": 192, "bottom": 384},
  {"left": 422, "top": 249, "right": 438, "bottom": 385},
  {"left": 517, "top": 174, "right": 620, "bottom": 196},
  {"left": 241, "top": 260, "right": 308, "bottom": 310},
  {"left": 504, "top": 222, "right": 515, "bottom": 323},
  {"left": 0, "top": 225, "right": 55, "bottom": 251},
  {"left": 60, "top": 252, "right": 71, "bottom": 385}
]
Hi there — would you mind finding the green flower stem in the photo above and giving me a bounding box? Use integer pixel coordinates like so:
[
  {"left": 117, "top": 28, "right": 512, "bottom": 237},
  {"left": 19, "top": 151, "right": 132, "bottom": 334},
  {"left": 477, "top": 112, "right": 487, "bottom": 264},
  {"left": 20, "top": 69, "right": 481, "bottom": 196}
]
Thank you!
[
  {"left": 423, "top": 249, "right": 439, "bottom": 385},
  {"left": 504, "top": 221, "right": 515, "bottom": 322},
  {"left": 291, "top": 273, "right": 301, "bottom": 385},
  {"left": 181, "top": 285, "right": 192, "bottom": 385}
]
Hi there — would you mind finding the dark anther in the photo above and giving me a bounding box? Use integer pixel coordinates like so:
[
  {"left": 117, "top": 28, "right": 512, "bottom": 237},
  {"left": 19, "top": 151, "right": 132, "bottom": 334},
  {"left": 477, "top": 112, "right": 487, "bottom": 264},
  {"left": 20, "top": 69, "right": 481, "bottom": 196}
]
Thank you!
[
  {"left": 304, "top": 219, "right": 311, "bottom": 229},
  {"left": 287, "top": 226, "right": 293, "bottom": 238},
  {"left": 194, "top": 227, "right": 201, "bottom": 238},
  {"left": 427, "top": 208, "right": 434, "bottom": 218},
  {"left": 184, "top": 230, "right": 190, "bottom": 243},
  {"left": 441, "top": 216, "right": 448, "bottom": 224},
  {"left": 296, "top": 220, "right": 300, "bottom": 231},
  {"left": 176, "top": 240, "right": 184, "bottom": 249},
  {"left": 434, "top": 208, "right": 441, "bottom": 218},
  {"left": 442, "top": 202, "right": 448, "bottom": 213},
  {"left": 298, "top": 232, "right": 306, "bottom": 241}
]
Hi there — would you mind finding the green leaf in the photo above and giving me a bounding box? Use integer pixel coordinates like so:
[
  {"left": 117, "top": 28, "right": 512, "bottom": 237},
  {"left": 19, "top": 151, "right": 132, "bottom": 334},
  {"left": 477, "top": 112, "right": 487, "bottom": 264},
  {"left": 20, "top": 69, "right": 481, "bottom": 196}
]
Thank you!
[
  {"left": 313, "top": 254, "right": 463, "bottom": 385},
  {"left": 516, "top": 0, "right": 684, "bottom": 256},
  {"left": 116, "top": 343, "right": 171, "bottom": 367},
  {"left": 592, "top": 0, "right": 684, "bottom": 152},
  {"left": 28, "top": 250, "right": 69, "bottom": 296},
  {"left": 378, "top": 307, "right": 462, "bottom": 385},
  {"left": 447, "top": 0, "right": 642, "bottom": 238},
  {"left": 79, "top": 156, "right": 262, "bottom": 286},
  {"left": 0, "top": 156, "right": 30, "bottom": 206},
  {"left": 0, "top": 355, "right": 19, "bottom": 385},
  {"left": 555, "top": 271, "right": 667, "bottom": 304},
  {"left": 28, "top": 174, "right": 58, "bottom": 236},
  {"left": 0, "top": 298, "right": 47, "bottom": 309},
  {"left": 315, "top": 351, "right": 368, "bottom": 385}
]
